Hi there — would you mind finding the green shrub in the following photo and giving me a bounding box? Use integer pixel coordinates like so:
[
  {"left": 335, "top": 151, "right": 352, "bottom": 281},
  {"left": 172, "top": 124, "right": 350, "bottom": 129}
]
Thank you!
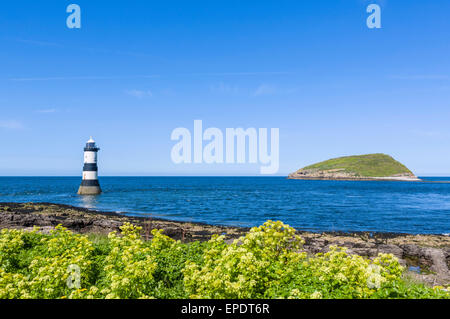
[{"left": 0, "top": 221, "right": 448, "bottom": 299}]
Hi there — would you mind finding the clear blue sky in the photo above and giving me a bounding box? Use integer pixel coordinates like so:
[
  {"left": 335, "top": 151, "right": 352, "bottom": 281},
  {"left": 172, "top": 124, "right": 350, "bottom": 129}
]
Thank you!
[{"left": 1, "top": 1, "right": 449, "bottom": 176}]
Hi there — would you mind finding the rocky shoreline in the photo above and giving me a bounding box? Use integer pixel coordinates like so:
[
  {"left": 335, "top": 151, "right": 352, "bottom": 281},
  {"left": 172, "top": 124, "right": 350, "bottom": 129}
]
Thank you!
[
  {"left": 0, "top": 202, "right": 448, "bottom": 286},
  {"left": 288, "top": 169, "right": 422, "bottom": 181}
]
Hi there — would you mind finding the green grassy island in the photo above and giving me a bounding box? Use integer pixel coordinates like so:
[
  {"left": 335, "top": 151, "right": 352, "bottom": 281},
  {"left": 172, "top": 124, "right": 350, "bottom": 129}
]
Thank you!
[{"left": 288, "top": 153, "right": 421, "bottom": 181}]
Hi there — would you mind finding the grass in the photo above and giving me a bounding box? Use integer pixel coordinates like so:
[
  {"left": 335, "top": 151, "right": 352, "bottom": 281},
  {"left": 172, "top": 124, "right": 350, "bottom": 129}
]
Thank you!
[{"left": 302, "top": 153, "right": 413, "bottom": 177}]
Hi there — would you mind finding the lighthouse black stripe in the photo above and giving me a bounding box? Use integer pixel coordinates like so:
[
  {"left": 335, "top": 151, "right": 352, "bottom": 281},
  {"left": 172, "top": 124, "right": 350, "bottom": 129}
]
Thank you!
[
  {"left": 83, "top": 163, "right": 98, "bottom": 171},
  {"left": 84, "top": 147, "right": 100, "bottom": 151},
  {"left": 81, "top": 180, "right": 100, "bottom": 186}
]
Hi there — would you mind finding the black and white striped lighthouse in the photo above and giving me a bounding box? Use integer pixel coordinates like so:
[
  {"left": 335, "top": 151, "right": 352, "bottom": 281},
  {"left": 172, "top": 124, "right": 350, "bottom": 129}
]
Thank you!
[{"left": 77, "top": 137, "right": 102, "bottom": 195}]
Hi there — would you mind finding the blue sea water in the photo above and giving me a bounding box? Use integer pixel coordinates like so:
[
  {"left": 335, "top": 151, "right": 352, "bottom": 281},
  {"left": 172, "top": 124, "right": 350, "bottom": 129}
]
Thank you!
[{"left": 0, "top": 177, "right": 449, "bottom": 235}]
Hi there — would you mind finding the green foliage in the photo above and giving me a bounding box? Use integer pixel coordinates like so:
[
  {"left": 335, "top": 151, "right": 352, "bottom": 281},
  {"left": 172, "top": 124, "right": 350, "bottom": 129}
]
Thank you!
[
  {"left": 95, "top": 223, "right": 157, "bottom": 299},
  {"left": 265, "top": 248, "right": 405, "bottom": 299},
  {"left": 302, "top": 153, "right": 413, "bottom": 177},
  {"left": 0, "top": 225, "right": 94, "bottom": 298},
  {"left": 183, "top": 221, "right": 305, "bottom": 298},
  {"left": 0, "top": 221, "right": 448, "bottom": 299},
  {"left": 146, "top": 230, "right": 206, "bottom": 299}
]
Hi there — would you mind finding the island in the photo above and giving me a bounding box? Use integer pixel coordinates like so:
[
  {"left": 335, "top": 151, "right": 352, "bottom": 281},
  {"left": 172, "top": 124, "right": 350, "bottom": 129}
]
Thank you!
[{"left": 288, "top": 153, "right": 421, "bottom": 181}]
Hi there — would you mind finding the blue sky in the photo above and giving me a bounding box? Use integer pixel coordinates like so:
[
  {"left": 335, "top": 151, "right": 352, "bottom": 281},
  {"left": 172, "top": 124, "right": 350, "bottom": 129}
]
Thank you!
[{"left": 1, "top": 0, "right": 450, "bottom": 176}]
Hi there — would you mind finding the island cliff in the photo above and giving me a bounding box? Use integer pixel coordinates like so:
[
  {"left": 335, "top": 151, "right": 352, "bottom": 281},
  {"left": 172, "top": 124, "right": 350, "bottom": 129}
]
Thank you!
[{"left": 288, "top": 153, "right": 421, "bottom": 181}]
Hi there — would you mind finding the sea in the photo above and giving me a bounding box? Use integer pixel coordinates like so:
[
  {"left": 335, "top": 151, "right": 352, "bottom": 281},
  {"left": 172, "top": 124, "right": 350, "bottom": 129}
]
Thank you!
[{"left": 0, "top": 176, "right": 449, "bottom": 235}]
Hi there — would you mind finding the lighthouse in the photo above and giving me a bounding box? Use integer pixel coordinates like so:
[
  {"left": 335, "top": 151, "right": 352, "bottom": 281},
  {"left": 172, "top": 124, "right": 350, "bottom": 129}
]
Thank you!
[{"left": 77, "top": 137, "right": 102, "bottom": 195}]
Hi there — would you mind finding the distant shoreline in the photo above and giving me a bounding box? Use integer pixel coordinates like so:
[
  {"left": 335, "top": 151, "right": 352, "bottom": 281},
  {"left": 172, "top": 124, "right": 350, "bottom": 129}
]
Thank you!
[
  {"left": 287, "top": 175, "right": 450, "bottom": 183},
  {"left": 288, "top": 177, "right": 450, "bottom": 183},
  {"left": 0, "top": 175, "right": 449, "bottom": 180},
  {"left": 288, "top": 176, "right": 422, "bottom": 182}
]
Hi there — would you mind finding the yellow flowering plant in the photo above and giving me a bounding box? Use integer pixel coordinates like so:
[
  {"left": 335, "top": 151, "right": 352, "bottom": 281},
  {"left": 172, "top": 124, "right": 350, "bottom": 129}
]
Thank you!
[
  {"left": 0, "top": 225, "right": 94, "bottom": 299},
  {"left": 0, "top": 221, "right": 448, "bottom": 299},
  {"left": 183, "top": 220, "right": 306, "bottom": 298},
  {"left": 96, "top": 223, "right": 157, "bottom": 299}
]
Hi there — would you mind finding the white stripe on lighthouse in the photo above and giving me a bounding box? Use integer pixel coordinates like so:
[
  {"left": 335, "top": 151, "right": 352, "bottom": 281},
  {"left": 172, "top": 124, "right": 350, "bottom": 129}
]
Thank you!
[
  {"left": 84, "top": 151, "right": 97, "bottom": 163},
  {"left": 82, "top": 171, "right": 98, "bottom": 180}
]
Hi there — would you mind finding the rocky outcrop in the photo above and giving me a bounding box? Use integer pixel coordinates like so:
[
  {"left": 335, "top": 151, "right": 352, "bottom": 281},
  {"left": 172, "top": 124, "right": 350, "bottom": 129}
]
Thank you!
[
  {"left": 0, "top": 202, "right": 247, "bottom": 242},
  {"left": 300, "top": 232, "right": 450, "bottom": 286},
  {"left": 288, "top": 168, "right": 420, "bottom": 181}
]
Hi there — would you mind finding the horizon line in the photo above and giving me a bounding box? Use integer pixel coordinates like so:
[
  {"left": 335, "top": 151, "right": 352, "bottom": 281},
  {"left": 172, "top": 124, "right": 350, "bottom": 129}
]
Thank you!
[{"left": 0, "top": 175, "right": 449, "bottom": 178}]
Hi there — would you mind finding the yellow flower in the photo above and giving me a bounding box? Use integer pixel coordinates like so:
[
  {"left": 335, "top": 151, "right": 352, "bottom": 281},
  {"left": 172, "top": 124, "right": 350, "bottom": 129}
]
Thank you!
[{"left": 310, "top": 291, "right": 322, "bottom": 299}]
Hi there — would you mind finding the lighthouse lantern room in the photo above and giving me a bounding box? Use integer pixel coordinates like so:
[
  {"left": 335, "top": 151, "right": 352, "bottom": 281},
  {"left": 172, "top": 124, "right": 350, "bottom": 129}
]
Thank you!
[{"left": 77, "top": 137, "right": 102, "bottom": 195}]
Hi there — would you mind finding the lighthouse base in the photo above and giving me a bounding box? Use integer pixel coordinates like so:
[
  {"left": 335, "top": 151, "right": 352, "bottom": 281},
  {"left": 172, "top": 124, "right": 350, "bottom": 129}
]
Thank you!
[{"left": 77, "top": 186, "right": 102, "bottom": 195}]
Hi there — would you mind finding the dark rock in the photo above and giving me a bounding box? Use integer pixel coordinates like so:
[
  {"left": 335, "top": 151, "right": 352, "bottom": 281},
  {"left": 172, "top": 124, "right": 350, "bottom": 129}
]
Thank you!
[{"left": 377, "top": 244, "right": 403, "bottom": 258}]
